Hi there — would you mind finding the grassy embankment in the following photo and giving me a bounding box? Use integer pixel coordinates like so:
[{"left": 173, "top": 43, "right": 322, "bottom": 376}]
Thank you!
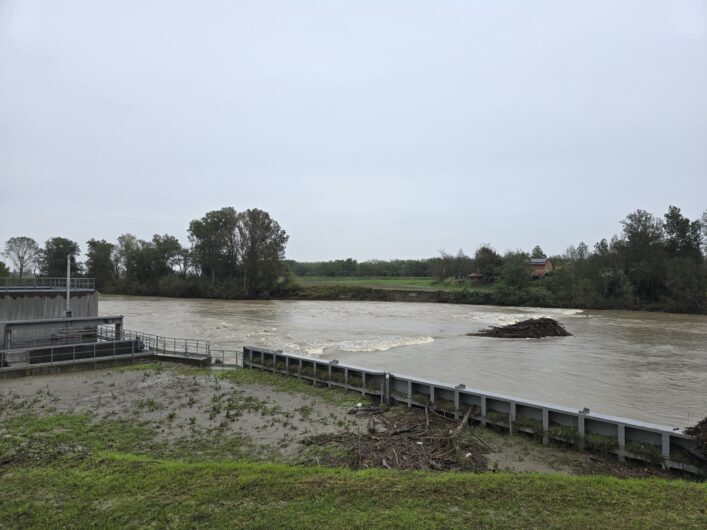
[
  {"left": 288, "top": 275, "right": 558, "bottom": 307},
  {"left": 1, "top": 365, "right": 705, "bottom": 528},
  {"left": 293, "top": 276, "right": 468, "bottom": 291}
]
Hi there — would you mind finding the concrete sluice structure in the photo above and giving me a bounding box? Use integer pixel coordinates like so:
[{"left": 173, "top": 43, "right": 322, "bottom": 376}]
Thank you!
[
  {"left": 0, "top": 278, "right": 147, "bottom": 371},
  {"left": 242, "top": 346, "right": 706, "bottom": 477},
  {"left": 0, "top": 278, "right": 211, "bottom": 373},
  {"left": 0, "top": 277, "right": 98, "bottom": 346}
]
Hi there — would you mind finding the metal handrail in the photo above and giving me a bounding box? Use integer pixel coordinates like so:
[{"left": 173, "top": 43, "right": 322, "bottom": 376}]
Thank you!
[
  {"left": 97, "top": 325, "right": 211, "bottom": 357},
  {"left": 0, "top": 277, "right": 95, "bottom": 290},
  {"left": 210, "top": 349, "right": 242, "bottom": 367},
  {"left": 0, "top": 337, "right": 142, "bottom": 369}
]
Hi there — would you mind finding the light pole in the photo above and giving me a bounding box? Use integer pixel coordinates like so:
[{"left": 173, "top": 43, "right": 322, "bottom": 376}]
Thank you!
[{"left": 65, "top": 254, "right": 72, "bottom": 318}]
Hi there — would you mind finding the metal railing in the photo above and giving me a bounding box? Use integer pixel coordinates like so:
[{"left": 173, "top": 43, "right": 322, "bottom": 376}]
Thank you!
[
  {"left": 242, "top": 346, "right": 706, "bottom": 476},
  {"left": 0, "top": 277, "right": 95, "bottom": 291},
  {"left": 3, "top": 326, "right": 101, "bottom": 350},
  {"left": 210, "top": 349, "right": 243, "bottom": 367},
  {"left": 0, "top": 338, "right": 147, "bottom": 369},
  {"left": 97, "top": 325, "right": 211, "bottom": 357}
]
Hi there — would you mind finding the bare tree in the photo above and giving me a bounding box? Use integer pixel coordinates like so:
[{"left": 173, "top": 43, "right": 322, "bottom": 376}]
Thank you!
[{"left": 3, "top": 236, "right": 39, "bottom": 278}]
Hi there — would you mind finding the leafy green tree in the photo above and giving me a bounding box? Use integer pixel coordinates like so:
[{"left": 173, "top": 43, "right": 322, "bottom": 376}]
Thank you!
[
  {"left": 40, "top": 237, "right": 81, "bottom": 277},
  {"left": 473, "top": 245, "right": 501, "bottom": 284},
  {"left": 619, "top": 209, "right": 666, "bottom": 303},
  {"left": 531, "top": 245, "right": 546, "bottom": 258},
  {"left": 152, "top": 234, "right": 183, "bottom": 274},
  {"left": 86, "top": 239, "right": 116, "bottom": 290},
  {"left": 0, "top": 260, "right": 10, "bottom": 277},
  {"left": 114, "top": 234, "right": 139, "bottom": 278},
  {"left": 188, "top": 207, "right": 239, "bottom": 284},
  {"left": 3, "top": 236, "right": 40, "bottom": 278},
  {"left": 236, "top": 208, "right": 289, "bottom": 296},
  {"left": 499, "top": 251, "right": 530, "bottom": 290},
  {"left": 663, "top": 205, "right": 703, "bottom": 260}
]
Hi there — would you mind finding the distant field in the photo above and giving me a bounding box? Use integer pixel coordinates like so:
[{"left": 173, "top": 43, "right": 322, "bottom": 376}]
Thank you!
[{"left": 294, "top": 276, "right": 489, "bottom": 292}]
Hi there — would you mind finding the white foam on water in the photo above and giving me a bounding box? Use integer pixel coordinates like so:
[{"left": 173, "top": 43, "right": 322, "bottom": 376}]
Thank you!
[
  {"left": 276, "top": 335, "right": 435, "bottom": 357},
  {"left": 336, "top": 335, "right": 435, "bottom": 353}
]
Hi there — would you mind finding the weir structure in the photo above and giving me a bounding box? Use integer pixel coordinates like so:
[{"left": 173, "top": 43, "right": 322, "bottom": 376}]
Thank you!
[
  {"left": 0, "top": 276, "right": 212, "bottom": 373},
  {"left": 240, "top": 346, "right": 705, "bottom": 476}
]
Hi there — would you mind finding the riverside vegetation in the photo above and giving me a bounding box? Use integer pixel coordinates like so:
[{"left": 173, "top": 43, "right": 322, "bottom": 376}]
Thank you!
[
  {"left": 2, "top": 205, "right": 706, "bottom": 313},
  {"left": 1, "top": 362, "right": 705, "bottom": 529}
]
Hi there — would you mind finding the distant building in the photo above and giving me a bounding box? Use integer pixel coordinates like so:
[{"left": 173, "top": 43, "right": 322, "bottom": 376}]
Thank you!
[{"left": 529, "top": 258, "right": 553, "bottom": 277}]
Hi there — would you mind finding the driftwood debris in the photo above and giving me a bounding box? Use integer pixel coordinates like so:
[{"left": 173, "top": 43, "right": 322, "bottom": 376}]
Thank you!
[
  {"left": 467, "top": 317, "right": 572, "bottom": 339},
  {"left": 304, "top": 407, "right": 487, "bottom": 472},
  {"left": 685, "top": 417, "right": 707, "bottom": 460}
]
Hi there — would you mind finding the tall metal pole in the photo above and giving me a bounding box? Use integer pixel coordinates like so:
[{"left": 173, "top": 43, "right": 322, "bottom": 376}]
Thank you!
[{"left": 65, "top": 254, "right": 71, "bottom": 317}]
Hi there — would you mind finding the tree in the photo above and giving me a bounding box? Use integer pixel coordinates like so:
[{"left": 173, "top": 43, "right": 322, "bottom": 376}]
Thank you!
[
  {"left": 531, "top": 245, "right": 546, "bottom": 259},
  {"left": 619, "top": 209, "right": 666, "bottom": 303},
  {"left": 86, "top": 239, "right": 116, "bottom": 290},
  {"left": 3, "top": 236, "right": 39, "bottom": 278},
  {"left": 236, "top": 208, "right": 289, "bottom": 296},
  {"left": 151, "top": 234, "right": 183, "bottom": 274},
  {"left": 473, "top": 245, "right": 501, "bottom": 284},
  {"left": 188, "top": 207, "right": 239, "bottom": 284},
  {"left": 114, "top": 234, "right": 139, "bottom": 278},
  {"left": 0, "top": 260, "right": 10, "bottom": 277},
  {"left": 40, "top": 237, "right": 81, "bottom": 277},
  {"left": 500, "top": 251, "right": 530, "bottom": 290},
  {"left": 663, "top": 205, "right": 703, "bottom": 261}
]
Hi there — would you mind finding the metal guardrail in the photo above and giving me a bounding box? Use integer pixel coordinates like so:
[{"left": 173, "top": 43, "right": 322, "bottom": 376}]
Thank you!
[
  {"left": 0, "top": 339, "right": 143, "bottom": 368},
  {"left": 97, "top": 325, "right": 211, "bottom": 357},
  {"left": 210, "top": 349, "right": 243, "bottom": 367},
  {"left": 0, "top": 277, "right": 95, "bottom": 291},
  {"left": 3, "top": 326, "right": 100, "bottom": 350},
  {"left": 0, "top": 326, "right": 211, "bottom": 371},
  {"left": 242, "top": 346, "right": 705, "bottom": 476}
]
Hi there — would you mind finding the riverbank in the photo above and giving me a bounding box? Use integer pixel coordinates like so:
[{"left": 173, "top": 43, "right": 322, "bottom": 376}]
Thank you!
[
  {"left": 1, "top": 363, "right": 705, "bottom": 528},
  {"left": 104, "top": 276, "right": 707, "bottom": 314}
]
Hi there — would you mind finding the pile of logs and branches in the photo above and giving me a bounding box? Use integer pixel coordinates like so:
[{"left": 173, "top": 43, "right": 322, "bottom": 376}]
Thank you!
[
  {"left": 467, "top": 317, "right": 572, "bottom": 339},
  {"left": 303, "top": 406, "right": 487, "bottom": 471},
  {"left": 685, "top": 417, "right": 707, "bottom": 460}
]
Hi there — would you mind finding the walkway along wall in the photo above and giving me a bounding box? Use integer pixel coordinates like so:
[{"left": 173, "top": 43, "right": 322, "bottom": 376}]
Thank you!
[{"left": 242, "top": 346, "right": 705, "bottom": 476}]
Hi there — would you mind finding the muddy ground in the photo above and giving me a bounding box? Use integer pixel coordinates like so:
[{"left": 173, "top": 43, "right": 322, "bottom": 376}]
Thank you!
[{"left": 0, "top": 363, "right": 678, "bottom": 478}]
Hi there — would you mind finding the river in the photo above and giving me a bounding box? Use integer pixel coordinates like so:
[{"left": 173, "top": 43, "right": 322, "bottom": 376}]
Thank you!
[{"left": 99, "top": 295, "right": 707, "bottom": 428}]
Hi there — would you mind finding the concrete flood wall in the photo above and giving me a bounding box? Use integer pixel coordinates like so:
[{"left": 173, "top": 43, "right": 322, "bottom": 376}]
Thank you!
[
  {"left": 243, "top": 346, "right": 704, "bottom": 476},
  {"left": 0, "top": 290, "right": 98, "bottom": 345}
]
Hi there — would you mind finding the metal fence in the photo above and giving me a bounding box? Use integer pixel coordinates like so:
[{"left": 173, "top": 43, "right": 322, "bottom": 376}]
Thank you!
[
  {"left": 3, "top": 326, "right": 101, "bottom": 350},
  {"left": 0, "top": 277, "right": 95, "bottom": 291},
  {"left": 210, "top": 349, "right": 244, "bottom": 367},
  {"left": 0, "top": 338, "right": 147, "bottom": 369},
  {"left": 97, "top": 325, "right": 211, "bottom": 357},
  {"left": 242, "top": 346, "right": 705, "bottom": 476}
]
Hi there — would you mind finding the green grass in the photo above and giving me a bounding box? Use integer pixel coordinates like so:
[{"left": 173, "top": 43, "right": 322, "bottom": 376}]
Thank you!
[
  {"left": 2, "top": 364, "right": 705, "bottom": 528},
  {"left": 217, "top": 367, "right": 373, "bottom": 407},
  {"left": 1, "top": 454, "right": 705, "bottom": 529},
  {"left": 1, "top": 368, "right": 706, "bottom": 528},
  {"left": 294, "top": 276, "right": 489, "bottom": 292}
]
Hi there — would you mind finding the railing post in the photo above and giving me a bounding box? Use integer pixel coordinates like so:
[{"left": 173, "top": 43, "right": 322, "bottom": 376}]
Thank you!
[
  {"left": 617, "top": 425, "right": 626, "bottom": 463},
  {"left": 661, "top": 433, "right": 670, "bottom": 469},
  {"left": 542, "top": 408, "right": 550, "bottom": 445}
]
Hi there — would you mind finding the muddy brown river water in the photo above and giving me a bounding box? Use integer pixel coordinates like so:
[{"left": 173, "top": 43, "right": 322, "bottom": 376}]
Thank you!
[{"left": 99, "top": 295, "right": 707, "bottom": 428}]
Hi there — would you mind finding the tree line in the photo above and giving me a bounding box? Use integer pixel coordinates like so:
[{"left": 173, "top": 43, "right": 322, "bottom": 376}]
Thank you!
[
  {"left": 2, "top": 205, "right": 705, "bottom": 313},
  {"left": 1, "top": 207, "right": 289, "bottom": 298},
  {"left": 286, "top": 206, "right": 707, "bottom": 313}
]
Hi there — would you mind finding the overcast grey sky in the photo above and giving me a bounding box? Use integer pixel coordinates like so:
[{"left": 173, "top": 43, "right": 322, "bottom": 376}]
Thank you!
[{"left": 1, "top": 1, "right": 705, "bottom": 261}]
